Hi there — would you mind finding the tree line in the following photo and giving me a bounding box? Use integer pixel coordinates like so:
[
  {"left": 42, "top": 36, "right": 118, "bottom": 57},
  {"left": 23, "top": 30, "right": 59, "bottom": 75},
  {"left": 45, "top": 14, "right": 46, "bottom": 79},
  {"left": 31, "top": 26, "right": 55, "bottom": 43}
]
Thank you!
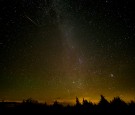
[{"left": 0, "top": 95, "right": 135, "bottom": 114}]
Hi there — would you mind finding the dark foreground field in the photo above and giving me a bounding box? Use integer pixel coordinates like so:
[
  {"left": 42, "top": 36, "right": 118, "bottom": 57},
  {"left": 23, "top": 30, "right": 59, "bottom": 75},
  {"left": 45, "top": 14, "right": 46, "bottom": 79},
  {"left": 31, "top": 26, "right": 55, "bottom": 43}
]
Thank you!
[{"left": 0, "top": 95, "right": 135, "bottom": 114}]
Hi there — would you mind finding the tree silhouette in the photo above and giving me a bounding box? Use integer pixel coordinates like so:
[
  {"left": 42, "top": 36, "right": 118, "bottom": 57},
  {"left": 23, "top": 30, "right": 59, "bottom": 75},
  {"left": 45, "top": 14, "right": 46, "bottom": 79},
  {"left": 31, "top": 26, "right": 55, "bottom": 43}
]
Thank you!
[
  {"left": 99, "top": 95, "right": 109, "bottom": 105},
  {"left": 110, "top": 97, "right": 127, "bottom": 113},
  {"left": 98, "top": 95, "right": 110, "bottom": 112},
  {"left": 0, "top": 95, "right": 135, "bottom": 114},
  {"left": 128, "top": 100, "right": 135, "bottom": 113},
  {"left": 76, "top": 97, "right": 81, "bottom": 106},
  {"left": 82, "top": 98, "right": 94, "bottom": 113}
]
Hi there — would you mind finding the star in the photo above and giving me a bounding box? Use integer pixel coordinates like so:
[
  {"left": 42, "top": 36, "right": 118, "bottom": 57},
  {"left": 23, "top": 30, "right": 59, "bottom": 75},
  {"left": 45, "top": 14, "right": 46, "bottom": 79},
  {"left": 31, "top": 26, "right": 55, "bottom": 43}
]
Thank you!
[{"left": 110, "top": 74, "right": 114, "bottom": 78}]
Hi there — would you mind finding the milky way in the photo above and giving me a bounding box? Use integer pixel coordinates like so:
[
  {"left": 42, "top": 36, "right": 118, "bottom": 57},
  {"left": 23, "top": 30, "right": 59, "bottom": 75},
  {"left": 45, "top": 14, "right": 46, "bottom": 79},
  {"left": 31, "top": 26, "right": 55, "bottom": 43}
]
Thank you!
[{"left": 0, "top": 0, "right": 135, "bottom": 103}]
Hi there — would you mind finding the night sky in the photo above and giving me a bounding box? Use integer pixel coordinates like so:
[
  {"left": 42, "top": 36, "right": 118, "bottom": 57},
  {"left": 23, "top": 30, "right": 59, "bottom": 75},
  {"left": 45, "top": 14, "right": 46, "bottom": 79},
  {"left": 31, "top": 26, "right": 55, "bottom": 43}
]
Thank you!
[{"left": 0, "top": 0, "right": 135, "bottom": 104}]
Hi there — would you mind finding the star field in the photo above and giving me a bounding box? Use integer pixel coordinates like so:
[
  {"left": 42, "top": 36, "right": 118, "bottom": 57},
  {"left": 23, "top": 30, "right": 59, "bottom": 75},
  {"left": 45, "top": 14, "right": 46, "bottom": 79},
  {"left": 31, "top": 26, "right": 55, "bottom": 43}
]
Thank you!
[{"left": 0, "top": 0, "right": 135, "bottom": 104}]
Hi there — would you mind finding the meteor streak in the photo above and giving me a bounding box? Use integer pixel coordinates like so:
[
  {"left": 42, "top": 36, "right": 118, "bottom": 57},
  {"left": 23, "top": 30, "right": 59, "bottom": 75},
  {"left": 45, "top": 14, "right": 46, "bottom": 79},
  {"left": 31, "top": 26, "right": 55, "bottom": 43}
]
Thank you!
[{"left": 24, "top": 14, "right": 38, "bottom": 26}]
